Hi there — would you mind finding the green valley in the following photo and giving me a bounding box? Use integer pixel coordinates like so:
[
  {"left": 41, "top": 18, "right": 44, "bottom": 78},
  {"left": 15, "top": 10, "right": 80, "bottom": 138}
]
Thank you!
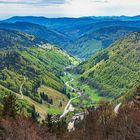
[
  {"left": 0, "top": 15, "right": 140, "bottom": 140},
  {"left": 0, "top": 26, "right": 140, "bottom": 118},
  {"left": 1, "top": 1, "right": 140, "bottom": 138}
]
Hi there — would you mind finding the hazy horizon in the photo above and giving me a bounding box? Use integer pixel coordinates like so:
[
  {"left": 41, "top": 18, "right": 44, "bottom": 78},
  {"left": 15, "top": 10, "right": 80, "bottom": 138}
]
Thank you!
[
  {"left": 1, "top": 15, "right": 140, "bottom": 21},
  {"left": 0, "top": 0, "right": 140, "bottom": 19}
]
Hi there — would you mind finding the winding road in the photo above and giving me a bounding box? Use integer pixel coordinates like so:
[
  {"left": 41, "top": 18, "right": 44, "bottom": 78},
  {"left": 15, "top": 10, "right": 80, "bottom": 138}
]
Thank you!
[
  {"left": 60, "top": 77, "right": 81, "bottom": 118},
  {"left": 60, "top": 76, "right": 84, "bottom": 131},
  {"left": 65, "top": 78, "right": 74, "bottom": 89}
]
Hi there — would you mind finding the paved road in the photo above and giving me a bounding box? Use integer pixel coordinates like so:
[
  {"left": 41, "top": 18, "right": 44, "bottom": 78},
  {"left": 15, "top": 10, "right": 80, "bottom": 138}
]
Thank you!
[
  {"left": 65, "top": 78, "right": 74, "bottom": 89},
  {"left": 60, "top": 75, "right": 85, "bottom": 132},
  {"left": 114, "top": 103, "right": 122, "bottom": 113},
  {"left": 60, "top": 78, "right": 81, "bottom": 118}
]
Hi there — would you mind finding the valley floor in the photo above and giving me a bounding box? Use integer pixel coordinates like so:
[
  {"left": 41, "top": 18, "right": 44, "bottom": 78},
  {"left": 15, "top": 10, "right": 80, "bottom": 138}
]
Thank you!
[{"left": 62, "top": 72, "right": 111, "bottom": 109}]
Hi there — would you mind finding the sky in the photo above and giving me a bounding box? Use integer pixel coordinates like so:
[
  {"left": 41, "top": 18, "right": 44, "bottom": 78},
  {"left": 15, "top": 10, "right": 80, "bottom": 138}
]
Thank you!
[{"left": 0, "top": 0, "right": 140, "bottom": 19}]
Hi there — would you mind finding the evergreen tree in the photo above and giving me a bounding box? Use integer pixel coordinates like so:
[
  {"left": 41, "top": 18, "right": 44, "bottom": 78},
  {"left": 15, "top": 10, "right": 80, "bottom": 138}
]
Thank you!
[
  {"left": 49, "top": 99, "right": 53, "bottom": 105},
  {"left": 2, "top": 93, "right": 19, "bottom": 118},
  {"left": 46, "top": 114, "right": 53, "bottom": 131},
  {"left": 31, "top": 105, "right": 39, "bottom": 121},
  {"left": 67, "top": 93, "right": 71, "bottom": 99},
  {"left": 40, "top": 92, "right": 49, "bottom": 101}
]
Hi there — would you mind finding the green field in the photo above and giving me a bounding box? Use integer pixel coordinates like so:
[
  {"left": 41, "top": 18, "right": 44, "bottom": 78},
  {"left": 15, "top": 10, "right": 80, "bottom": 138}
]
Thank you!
[
  {"left": 62, "top": 73, "right": 110, "bottom": 108},
  {"left": 38, "top": 86, "right": 68, "bottom": 114}
]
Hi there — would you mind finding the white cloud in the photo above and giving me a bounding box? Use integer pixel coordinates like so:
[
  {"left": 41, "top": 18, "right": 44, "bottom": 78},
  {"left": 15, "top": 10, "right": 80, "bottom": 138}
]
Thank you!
[
  {"left": 0, "top": 0, "right": 139, "bottom": 19},
  {"left": 0, "top": 0, "right": 66, "bottom": 5}
]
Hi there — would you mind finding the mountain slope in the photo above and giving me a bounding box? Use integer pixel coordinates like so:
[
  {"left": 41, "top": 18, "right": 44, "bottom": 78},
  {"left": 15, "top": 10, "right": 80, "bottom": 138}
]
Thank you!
[
  {"left": 74, "top": 31, "right": 140, "bottom": 98},
  {"left": 0, "top": 29, "right": 77, "bottom": 115},
  {"left": 70, "top": 20, "right": 140, "bottom": 38},
  {"left": 0, "top": 29, "right": 48, "bottom": 49},
  {"left": 52, "top": 20, "right": 140, "bottom": 41},
  {"left": 0, "top": 22, "right": 70, "bottom": 49},
  {"left": 68, "top": 26, "right": 139, "bottom": 58}
]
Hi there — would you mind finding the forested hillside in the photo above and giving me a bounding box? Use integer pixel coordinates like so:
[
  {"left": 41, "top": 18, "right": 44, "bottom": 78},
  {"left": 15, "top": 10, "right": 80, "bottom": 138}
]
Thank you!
[
  {"left": 68, "top": 26, "right": 139, "bottom": 58},
  {"left": 74, "top": 31, "right": 140, "bottom": 98},
  {"left": 0, "top": 22, "right": 71, "bottom": 49},
  {"left": 0, "top": 29, "right": 49, "bottom": 48},
  {"left": 0, "top": 29, "right": 77, "bottom": 116}
]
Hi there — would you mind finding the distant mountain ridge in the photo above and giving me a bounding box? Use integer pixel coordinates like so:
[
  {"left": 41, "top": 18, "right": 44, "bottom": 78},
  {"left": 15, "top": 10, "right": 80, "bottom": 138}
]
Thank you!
[
  {"left": 68, "top": 26, "right": 139, "bottom": 58},
  {"left": 3, "top": 16, "right": 140, "bottom": 38},
  {"left": 3, "top": 15, "right": 140, "bottom": 25}
]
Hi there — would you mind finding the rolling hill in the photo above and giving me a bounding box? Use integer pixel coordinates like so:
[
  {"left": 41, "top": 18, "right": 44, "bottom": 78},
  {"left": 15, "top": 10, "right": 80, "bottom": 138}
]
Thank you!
[
  {"left": 3, "top": 16, "right": 140, "bottom": 39},
  {"left": 68, "top": 26, "right": 139, "bottom": 58},
  {"left": 73, "top": 31, "right": 140, "bottom": 99},
  {"left": 0, "top": 29, "right": 49, "bottom": 48},
  {"left": 52, "top": 19, "right": 140, "bottom": 40},
  {"left": 0, "top": 22, "right": 71, "bottom": 49}
]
